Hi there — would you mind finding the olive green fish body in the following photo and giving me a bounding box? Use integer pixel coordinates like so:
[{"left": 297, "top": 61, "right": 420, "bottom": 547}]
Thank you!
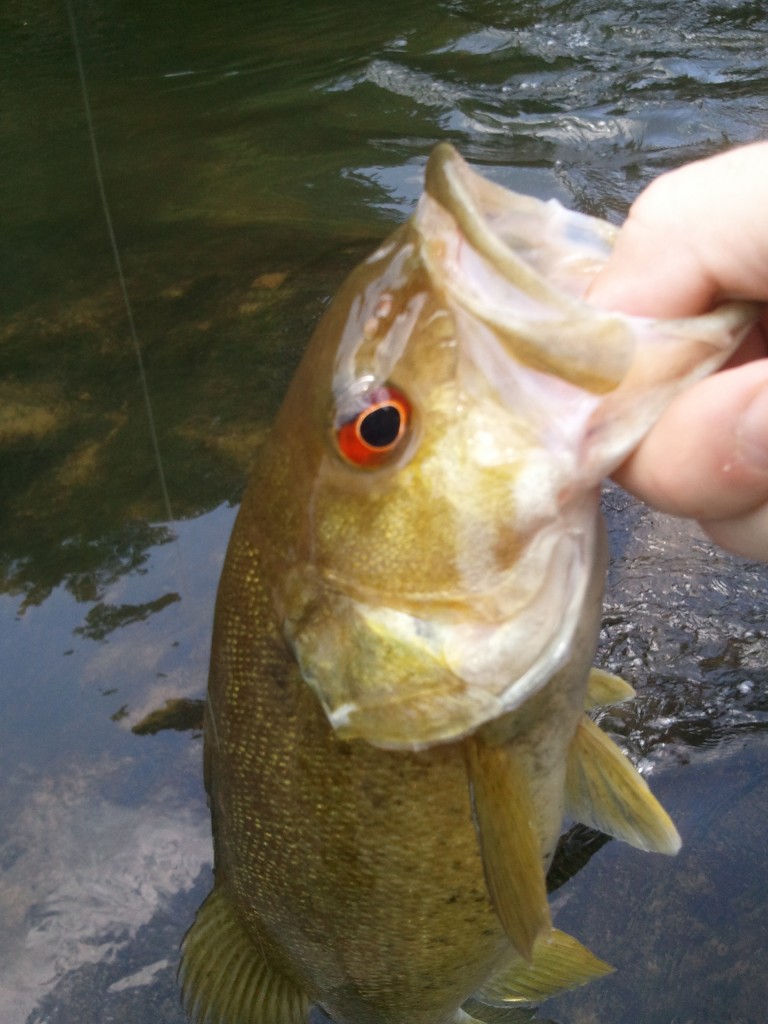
[
  {"left": 181, "top": 145, "right": 758, "bottom": 1024},
  {"left": 210, "top": 565, "right": 502, "bottom": 1024}
]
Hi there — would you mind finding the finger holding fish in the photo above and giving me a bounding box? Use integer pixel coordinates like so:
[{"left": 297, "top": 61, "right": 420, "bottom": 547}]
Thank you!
[{"left": 587, "top": 141, "right": 768, "bottom": 560}]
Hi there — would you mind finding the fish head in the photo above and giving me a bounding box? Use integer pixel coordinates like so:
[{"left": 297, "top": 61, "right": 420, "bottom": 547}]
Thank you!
[{"left": 254, "top": 144, "right": 757, "bottom": 751}]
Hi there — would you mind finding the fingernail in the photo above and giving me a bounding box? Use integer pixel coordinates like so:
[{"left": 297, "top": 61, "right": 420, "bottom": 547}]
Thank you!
[{"left": 737, "top": 387, "right": 768, "bottom": 472}]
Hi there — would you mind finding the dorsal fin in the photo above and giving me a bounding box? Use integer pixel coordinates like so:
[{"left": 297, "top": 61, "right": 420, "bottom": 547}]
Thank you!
[
  {"left": 565, "top": 715, "right": 681, "bottom": 855},
  {"left": 180, "top": 886, "right": 310, "bottom": 1024},
  {"left": 464, "top": 736, "right": 551, "bottom": 961},
  {"left": 584, "top": 667, "right": 635, "bottom": 709}
]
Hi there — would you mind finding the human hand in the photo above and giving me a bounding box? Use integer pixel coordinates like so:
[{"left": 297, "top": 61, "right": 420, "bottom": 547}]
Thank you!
[{"left": 588, "top": 142, "right": 768, "bottom": 560}]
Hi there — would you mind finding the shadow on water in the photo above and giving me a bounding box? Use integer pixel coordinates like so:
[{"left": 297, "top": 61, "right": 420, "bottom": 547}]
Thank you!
[{"left": 1, "top": 1, "right": 767, "bottom": 1021}]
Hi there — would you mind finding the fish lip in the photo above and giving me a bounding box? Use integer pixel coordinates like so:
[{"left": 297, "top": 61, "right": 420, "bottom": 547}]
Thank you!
[
  {"left": 419, "top": 144, "right": 636, "bottom": 393},
  {"left": 423, "top": 142, "right": 600, "bottom": 307},
  {"left": 418, "top": 143, "right": 760, "bottom": 401}
]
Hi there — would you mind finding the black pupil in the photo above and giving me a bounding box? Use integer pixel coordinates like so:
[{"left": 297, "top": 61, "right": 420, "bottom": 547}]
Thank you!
[{"left": 359, "top": 405, "right": 401, "bottom": 448}]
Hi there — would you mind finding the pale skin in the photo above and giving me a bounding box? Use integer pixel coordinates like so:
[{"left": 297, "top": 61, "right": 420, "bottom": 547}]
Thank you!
[{"left": 587, "top": 141, "right": 768, "bottom": 561}]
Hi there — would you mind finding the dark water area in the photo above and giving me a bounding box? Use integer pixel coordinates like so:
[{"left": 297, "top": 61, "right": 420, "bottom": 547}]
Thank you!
[{"left": 1, "top": 1, "right": 767, "bottom": 1021}]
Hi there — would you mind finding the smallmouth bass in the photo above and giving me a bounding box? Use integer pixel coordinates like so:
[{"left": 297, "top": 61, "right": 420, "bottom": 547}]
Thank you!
[{"left": 180, "top": 145, "right": 757, "bottom": 1024}]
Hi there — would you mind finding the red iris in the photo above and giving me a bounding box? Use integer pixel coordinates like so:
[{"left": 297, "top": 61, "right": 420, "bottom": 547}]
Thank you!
[{"left": 336, "top": 386, "right": 412, "bottom": 468}]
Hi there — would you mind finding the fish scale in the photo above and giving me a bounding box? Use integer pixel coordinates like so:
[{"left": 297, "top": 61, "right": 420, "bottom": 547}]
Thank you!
[{"left": 211, "top": 578, "right": 510, "bottom": 1022}]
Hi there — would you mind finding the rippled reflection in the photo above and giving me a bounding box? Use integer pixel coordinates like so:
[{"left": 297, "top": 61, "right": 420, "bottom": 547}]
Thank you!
[
  {"left": 1, "top": 0, "right": 767, "bottom": 1020},
  {"left": 0, "top": 509, "right": 233, "bottom": 1021}
]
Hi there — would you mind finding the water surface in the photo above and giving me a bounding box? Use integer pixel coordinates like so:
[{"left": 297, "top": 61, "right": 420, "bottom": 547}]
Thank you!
[{"left": 1, "top": 2, "right": 767, "bottom": 1021}]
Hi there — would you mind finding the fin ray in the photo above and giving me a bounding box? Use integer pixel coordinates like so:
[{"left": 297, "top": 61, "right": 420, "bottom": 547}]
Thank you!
[
  {"left": 457, "top": 1004, "right": 541, "bottom": 1023},
  {"left": 464, "top": 737, "right": 551, "bottom": 961},
  {"left": 565, "top": 715, "right": 681, "bottom": 855},
  {"left": 180, "top": 886, "right": 310, "bottom": 1024},
  {"left": 463, "top": 928, "right": 613, "bottom": 1014}
]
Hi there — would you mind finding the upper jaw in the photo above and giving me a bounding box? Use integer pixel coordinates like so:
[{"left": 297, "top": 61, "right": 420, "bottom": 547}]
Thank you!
[{"left": 418, "top": 143, "right": 760, "bottom": 481}]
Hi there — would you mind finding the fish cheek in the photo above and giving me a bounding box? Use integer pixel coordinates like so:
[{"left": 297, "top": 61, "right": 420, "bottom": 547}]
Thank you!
[{"left": 310, "top": 428, "right": 524, "bottom": 600}]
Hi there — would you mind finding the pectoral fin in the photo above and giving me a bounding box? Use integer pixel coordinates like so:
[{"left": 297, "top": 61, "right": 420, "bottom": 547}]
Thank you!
[
  {"left": 584, "top": 667, "right": 635, "bottom": 709},
  {"left": 462, "top": 927, "right": 613, "bottom": 1017},
  {"left": 180, "top": 886, "right": 310, "bottom": 1024},
  {"left": 565, "top": 715, "right": 681, "bottom": 855},
  {"left": 464, "top": 737, "right": 551, "bottom": 961}
]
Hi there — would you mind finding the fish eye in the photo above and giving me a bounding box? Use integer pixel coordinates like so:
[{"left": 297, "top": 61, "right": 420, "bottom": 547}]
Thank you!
[{"left": 336, "top": 386, "right": 412, "bottom": 468}]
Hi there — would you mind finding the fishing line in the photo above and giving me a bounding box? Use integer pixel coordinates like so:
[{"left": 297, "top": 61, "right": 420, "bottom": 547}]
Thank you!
[{"left": 64, "top": 0, "right": 175, "bottom": 526}]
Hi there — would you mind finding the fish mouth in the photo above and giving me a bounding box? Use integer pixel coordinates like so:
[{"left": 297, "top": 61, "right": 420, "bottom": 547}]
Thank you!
[
  {"left": 417, "top": 144, "right": 759, "bottom": 485},
  {"left": 420, "top": 142, "right": 636, "bottom": 394},
  {"left": 282, "top": 502, "right": 602, "bottom": 751}
]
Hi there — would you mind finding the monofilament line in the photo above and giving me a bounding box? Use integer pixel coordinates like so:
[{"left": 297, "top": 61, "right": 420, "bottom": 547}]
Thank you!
[{"left": 65, "top": 0, "right": 174, "bottom": 525}]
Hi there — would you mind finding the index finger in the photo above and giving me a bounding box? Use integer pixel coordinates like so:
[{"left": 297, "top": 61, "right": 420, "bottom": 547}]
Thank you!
[{"left": 588, "top": 141, "right": 768, "bottom": 317}]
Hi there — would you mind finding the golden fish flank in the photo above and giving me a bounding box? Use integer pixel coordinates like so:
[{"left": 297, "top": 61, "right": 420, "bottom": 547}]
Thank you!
[{"left": 180, "top": 144, "right": 758, "bottom": 1024}]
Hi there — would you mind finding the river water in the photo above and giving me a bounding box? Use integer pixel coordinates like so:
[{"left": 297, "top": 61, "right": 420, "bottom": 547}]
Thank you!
[{"left": 1, "top": 2, "right": 767, "bottom": 1022}]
